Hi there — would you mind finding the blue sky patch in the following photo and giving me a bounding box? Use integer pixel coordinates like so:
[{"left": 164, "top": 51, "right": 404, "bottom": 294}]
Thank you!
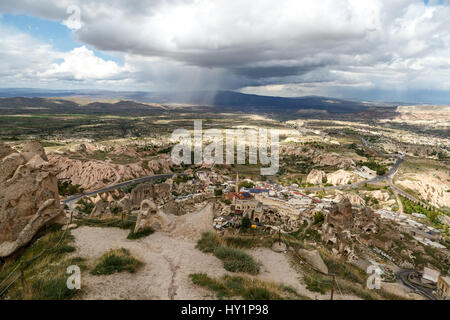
[{"left": 1, "top": 13, "right": 122, "bottom": 64}]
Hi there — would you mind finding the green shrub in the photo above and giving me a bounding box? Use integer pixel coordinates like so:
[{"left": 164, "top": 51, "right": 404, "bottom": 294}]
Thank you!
[
  {"left": 313, "top": 212, "right": 324, "bottom": 225},
  {"left": 223, "top": 275, "right": 246, "bottom": 295},
  {"left": 224, "top": 236, "right": 256, "bottom": 249},
  {"left": 51, "top": 244, "right": 76, "bottom": 255},
  {"left": 189, "top": 273, "right": 230, "bottom": 299},
  {"left": 244, "top": 287, "right": 278, "bottom": 300},
  {"left": 239, "top": 181, "right": 255, "bottom": 189},
  {"left": 78, "top": 217, "right": 136, "bottom": 230},
  {"left": 127, "top": 227, "right": 154, "bottom": 240},
  {"left": 214, "top": 246, "right": 260, "bottom": 274},
  {"left": 241, "top": 215, "right": 251, "bottom": 229},
  {"left": 303, "top": 275, "right": 332, "bottom": 294},
  {"left": 91, "top": 248, "right": 143, "bottom": 275},
  {"left": 196, "top": 232, "right": 220, "bottom": 253}
]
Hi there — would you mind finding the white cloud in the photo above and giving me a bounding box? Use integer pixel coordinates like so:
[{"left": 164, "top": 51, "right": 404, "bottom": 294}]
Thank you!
[
  {"left": 42, "top": 46, "right": 127, "bottom": 80},
  {"left": 0, "top": 23, "right": 61, "bottom": 86},
  {"left": 0, "top": 23, "right": 130, "bottom": 89}
]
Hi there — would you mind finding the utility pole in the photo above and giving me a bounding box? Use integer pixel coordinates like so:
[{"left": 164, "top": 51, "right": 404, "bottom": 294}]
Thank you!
[
  {"left": 330, "top": 274, "right": 335, "bottom": 300},
  {"left": 278, "top": 229, "right": 281, "bottom": 244},
  {"left": 121, "top": 212, "right": 124, "bottom": 229}
]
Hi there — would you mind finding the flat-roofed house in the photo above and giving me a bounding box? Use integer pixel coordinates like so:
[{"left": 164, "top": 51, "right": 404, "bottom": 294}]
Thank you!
[{"left": 422, "top": 267, "right": 440, "bottom": 284}]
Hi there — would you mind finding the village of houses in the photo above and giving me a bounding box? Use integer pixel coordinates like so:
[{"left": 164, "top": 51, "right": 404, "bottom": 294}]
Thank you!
[
  {"left": 176, "top": 169, "right": 450, "bottom": 300},
  {"left": 66, "top": 166, "right": 450, "bottom": 300}
]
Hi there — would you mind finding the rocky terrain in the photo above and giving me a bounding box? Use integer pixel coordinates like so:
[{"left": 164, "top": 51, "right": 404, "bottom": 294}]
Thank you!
[
  {"left": 396, "top": 172, "right": 450, "bottom": 210},
  {"left": 48, "top": 151, "right": 175, "bottom": 192},
  {"left": 326, "top": 169, "right": 363, "bottom": 186},
  {"left": 0, "top": 141, "right": 63, "bottom": 257}
]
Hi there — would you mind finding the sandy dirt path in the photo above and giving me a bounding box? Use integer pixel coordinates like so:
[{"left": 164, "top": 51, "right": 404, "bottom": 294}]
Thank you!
[{"left": 72, "top": 227, "right": 229, "bottom": 300}]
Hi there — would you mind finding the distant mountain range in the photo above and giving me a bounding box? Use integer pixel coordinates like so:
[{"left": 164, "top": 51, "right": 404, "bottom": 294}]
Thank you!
[{"left": 0, "top": 88, "right": 402, "bottom": 119}]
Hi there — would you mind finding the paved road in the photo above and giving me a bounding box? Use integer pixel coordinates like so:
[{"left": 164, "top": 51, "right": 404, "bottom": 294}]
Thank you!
[
  {"left": 62, "top": 174, "right": 174, "bottom": 205},
  {"left": 397, "top": 269, "right": 436, "bottom": 300}
]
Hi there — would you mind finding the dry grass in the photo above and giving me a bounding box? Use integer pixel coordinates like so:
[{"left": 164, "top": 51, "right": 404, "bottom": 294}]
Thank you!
[{"left": 0, "top": 224, "right": 86, "bottom": 300}]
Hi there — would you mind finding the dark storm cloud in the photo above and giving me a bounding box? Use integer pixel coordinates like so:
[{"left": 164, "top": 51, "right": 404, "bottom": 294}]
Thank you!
[{"left": 232, "top": 63, "right": 330, "bottom": 79}]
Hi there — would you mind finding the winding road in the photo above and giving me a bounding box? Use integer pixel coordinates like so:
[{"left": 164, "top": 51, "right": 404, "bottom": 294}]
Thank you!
[
  {"left": 62, "top": 174, "right": 174, "bottom": 207},
  {"left": 299, "top": 137, "right": 425, "bottom": 208},
  {"left": 397, "top": 269, "right": 436, "bottom": 300}
]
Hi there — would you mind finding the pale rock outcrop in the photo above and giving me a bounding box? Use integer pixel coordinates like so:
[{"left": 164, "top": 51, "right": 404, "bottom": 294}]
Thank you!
[
  {"left": 0, "top": 153, "right": 25, "bottom": 183},
  {"left": 169, "top": 202, "right": 214, "bottom": 240},
  {"left": 49, "top": 153, "right": 174, "bottom": 192},
  {"left": 306, "top": 169, "right": 326, "bottom": 184},
  {"left": 319, "top": 154, "right": 355, "bottom": 169},
  {"left": 362, "top": 190, "right": 390, "bottom": 202},
  {"left": 326, "top": 169, "right": 361, "bottom": 186},
  {"left": 134, "top": 199, "right": 171, "bottom": 233},
  {"left": 0, "top": 142, "right": 15, "bottom": 159},
  {"left": 161, "top": 200, "right": 185, "bottom": 216},
  {"left": 0, "top": 141, "right": 63, "bottom": 257},
  {"left": 118, "top": 194, "right": 132, "bottom": 212},
  {"left": 334, "top": 191, "right": 365, "bottom": 206},
  {"left": 69, "top": 142, "right": 111, "bottom": 154},
  {"left": 130, "top": 183, "right": 172, "bottom": 208},
  {"left": 322, "top": 199, "right": 378, "bottom": 260},
  {"left": 21, "top": 140, "right": 48, "bottom": 162},
  {"left": 90, "top": 200, "right": 110, "bottom": 218},
  {"left": 396, "top": 173, "right": 450, "bottom": 209},
  {"left": 49, "top": 155, "right": 118, "bottom": 191},
  {"left": 145, "top": 155, "right": 174, "bottom": 174},
  {"left": 92, "top": 194, "right": 103, "bottom": 204},
  {"left": 69, "top": 143, "right": 87, "bottom": 153},
  {"left": 114, "top": 163, "right": 150, "bottom": 181},
  {"left": 62, "top": 223, "right": 78, "bottom": 231},
  {"left": 298, "top": 249, "right": 329, "bottom": 274}
]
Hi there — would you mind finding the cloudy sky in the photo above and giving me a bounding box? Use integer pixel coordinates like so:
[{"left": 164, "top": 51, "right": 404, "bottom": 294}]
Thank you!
[{"left": 0, "top": 0, "right": 449, "bottom": 103}]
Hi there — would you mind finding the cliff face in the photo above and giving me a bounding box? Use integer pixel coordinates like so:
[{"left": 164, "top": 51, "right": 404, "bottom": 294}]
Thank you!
[
  {"left": 0, "top": 141, "right": 63, "bottom": 257},
  {"left": 306, "top": 169, "right": 326, "bottom": 184},
  {"left": 326, "top": 169, "right": 362, "bottom": 186}
]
